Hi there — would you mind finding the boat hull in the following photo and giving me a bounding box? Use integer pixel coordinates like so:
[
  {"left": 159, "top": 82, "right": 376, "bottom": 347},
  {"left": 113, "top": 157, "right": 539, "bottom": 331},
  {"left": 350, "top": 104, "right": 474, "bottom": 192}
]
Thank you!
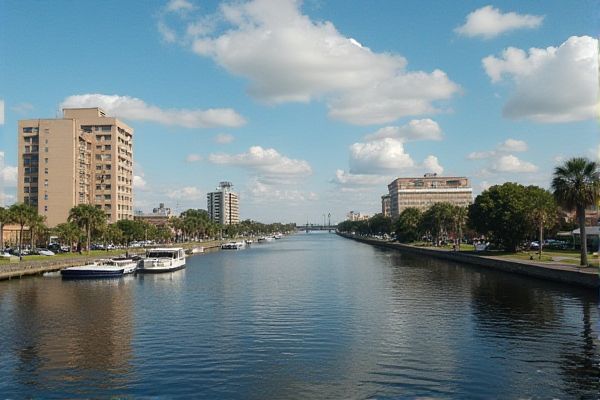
[
  {"left": 137, "top": 264, "right": 186, "bottom": 273},
  {"left": 61, "top": 269, "right": 124, "bottom": 279}
]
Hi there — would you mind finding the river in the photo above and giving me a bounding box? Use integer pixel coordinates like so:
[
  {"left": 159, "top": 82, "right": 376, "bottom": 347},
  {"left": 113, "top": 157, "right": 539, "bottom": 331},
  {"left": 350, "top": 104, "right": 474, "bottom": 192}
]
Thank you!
[{"left": 0, "top": 233, "right": 598, "bottom": 398}]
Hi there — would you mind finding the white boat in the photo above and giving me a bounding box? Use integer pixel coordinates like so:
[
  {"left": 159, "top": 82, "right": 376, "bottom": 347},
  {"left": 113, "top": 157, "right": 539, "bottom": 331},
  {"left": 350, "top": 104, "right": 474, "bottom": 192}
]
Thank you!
[
  {"left": 190, "top": 246, "right": 204, "bottom": 254},
  {"left": 274, "top": 233, "right": 283, "bottom": 240},
  {"left": 221, "top": 241, "right": 246, "bottom": 250},
  {"left": 60, "top": 256, "right": 139, "bottom": 279},
  {"left": 138, "top": 248, "right": 186, "bottom": 273}
]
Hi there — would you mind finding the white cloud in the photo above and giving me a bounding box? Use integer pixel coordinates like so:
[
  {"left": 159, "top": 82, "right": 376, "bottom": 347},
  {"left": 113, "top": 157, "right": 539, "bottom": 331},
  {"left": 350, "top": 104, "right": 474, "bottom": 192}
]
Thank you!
[
  {"left": 467, "top": 139, "right": 536, "bottom": 173},
  {"left": 497, "top": 138, "right": 527, "bottom": 152},
  {"left": 349, "top": 138, "right": 415, "bottom": 174},
  {"left": 208, "top": 146, "right": 312, "bottom": 178},
  {"left": 483, "top": 36, "right": 598, "bottom": 123},
  {"left": 166, "top": 0, "right": 195, "bottom": 13},
  {"left": 246, "top": 177, "right": 318, "bottom": 203},
  {"left": 61, "top": 93, "right": 246, "bottom": 128},
  {"left": 467, "top": 138, "right": 528, "bottom": 160},
  {"left": 455, "top": 5, "right": 544, "bottom": 39},
  {"left": 1, "top": 166, "right": 17, "bottom": 186},
  {"left": 158, "top": 21, "right": 177, "bottom": 43},
  {"left": 214, "top": 133, "right": 234, "bottom": 144},
  {"left": 186, "top": 153, "right": 202, "bottom": 162},
  {"left": 364, "top": 119, "right": 443, "bottom": 141},
  {"left": 179, "top": 0, "right": 460, "bottom": 125},
  {"left": 133, "top": 175, "right": 147, "bottom": 190},
  {"left": 422, "top": 155, "right": 444, "bottom": 175},
  {"left": 492, "top": 155, "right": 538, "bottom": 173},
  {"left": 331, "top": 169, "right": 391, "bottom": 187},
  {"left": 0, "top": 100, "right": 4, "bottom": 125},
  {"left": 167, "top": 186, "right": 203, "bottom": 200}
]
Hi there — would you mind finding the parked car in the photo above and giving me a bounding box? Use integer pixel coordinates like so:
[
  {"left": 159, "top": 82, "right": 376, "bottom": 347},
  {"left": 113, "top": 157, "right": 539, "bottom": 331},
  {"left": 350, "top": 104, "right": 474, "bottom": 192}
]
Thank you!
[{"left": 36, "top": 248, "right": 55, "bottom": 256}]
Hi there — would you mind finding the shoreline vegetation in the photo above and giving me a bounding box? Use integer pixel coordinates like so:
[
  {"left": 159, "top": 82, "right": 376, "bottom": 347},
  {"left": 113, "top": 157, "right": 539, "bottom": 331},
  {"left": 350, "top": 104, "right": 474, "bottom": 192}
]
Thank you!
[
  {"left": 338, "top": 232, "right": 599, "bottom": 289},
  {"left": 338, "top": 157, "right": 600, "bottom": 269}
]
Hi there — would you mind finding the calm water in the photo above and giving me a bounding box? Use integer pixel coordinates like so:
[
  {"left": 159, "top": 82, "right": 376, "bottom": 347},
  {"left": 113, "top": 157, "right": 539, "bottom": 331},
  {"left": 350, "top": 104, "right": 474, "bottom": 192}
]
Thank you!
[{"left": 0, "top": 233, "right": 599, "bottom": 399}]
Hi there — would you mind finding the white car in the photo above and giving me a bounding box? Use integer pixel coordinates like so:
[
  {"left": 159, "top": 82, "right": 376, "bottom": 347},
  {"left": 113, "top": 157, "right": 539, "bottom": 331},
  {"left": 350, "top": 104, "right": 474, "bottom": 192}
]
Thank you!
[{"left": 36, "top": 248, "right": 55, "bottom": 256}]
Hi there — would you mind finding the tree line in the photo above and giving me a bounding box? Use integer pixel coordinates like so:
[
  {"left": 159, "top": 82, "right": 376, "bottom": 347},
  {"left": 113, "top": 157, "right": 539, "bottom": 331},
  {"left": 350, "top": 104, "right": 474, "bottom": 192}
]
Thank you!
[
  {"left": 0, "top": 203, "right": 296, "bottom": 254},
  {"left": 338, "top": 157, "right": 599, "bottom": 266}
]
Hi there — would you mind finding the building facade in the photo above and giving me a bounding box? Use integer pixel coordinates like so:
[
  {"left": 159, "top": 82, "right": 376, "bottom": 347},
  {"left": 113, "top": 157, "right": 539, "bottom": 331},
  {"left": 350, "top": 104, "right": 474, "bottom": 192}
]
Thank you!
[
  {"left": 18, "top": 108, "right": 134, "bottom": 227},
  {"left": 381, "top": 194, "right": 391, "bottom": 217},
  {"left": 207, "top": 182, "right": 239, "bottom": 225},
  {"left": 134, "top": 203, "right": 172, "bottom": 227},
  {"left": 387, "top": 174, "right": 472, "bottom": 218},
  {"left": 347, "top": 211, "right": 369, "bottom": 221}
]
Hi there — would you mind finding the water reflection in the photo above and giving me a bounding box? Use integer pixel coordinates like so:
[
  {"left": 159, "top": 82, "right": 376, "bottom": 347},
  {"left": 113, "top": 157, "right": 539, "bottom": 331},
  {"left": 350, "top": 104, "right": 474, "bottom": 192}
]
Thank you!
[{"left": 1, "top": 277, "right": 135, "bottom": 396}]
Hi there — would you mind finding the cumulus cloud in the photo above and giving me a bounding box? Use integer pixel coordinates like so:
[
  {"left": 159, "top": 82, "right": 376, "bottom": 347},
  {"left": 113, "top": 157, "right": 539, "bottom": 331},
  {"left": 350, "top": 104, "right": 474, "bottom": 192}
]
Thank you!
[
  {"left": 214, "top": 133, "right": 234, "bottom": 144},
  {"left": 166, "top": 0, "right": 195, "bottom": 13},
  {"left": 158, "top": 21, "right": 178, "bottom": 43},
  {"left": 455, "top": 5, "right": 544, "bottom": 39},
  {"left": 186, "top": 154, "right": 202, "bottom": 162},
  {"left": 422, "top": 155, "right": 444, "bottom": 175},
  {"left": 492, "top": 155, "right": 538, "bottom": 173},
  {"left": 167, "top": 186, "right": 203, "bottom": 200},
  {"left": 364, "top": 119, "right": 443, "bottom": 141},
  {"left": 468, "top": 139, "right": 537, "bottom": 174},
  {"left": 133, "top": 175, "right": 147, "bottom": 190},
  {"left": 174, "top": 0, "right": 459, "bottom": 125},
  {"left": 61, "top": 93, "right": 246, "bottom": 128},
  {"left": 331, "top": 169, "right": 391, "bottom": 187},
  {"left": 349, "top": 138, "right": 414, "bottom": 174},
  {"left": 483, "top": 36, "right": 598, "bottom": 123},
  {"left": 209, "top": 145, "right": 312, "bottom": 178}
]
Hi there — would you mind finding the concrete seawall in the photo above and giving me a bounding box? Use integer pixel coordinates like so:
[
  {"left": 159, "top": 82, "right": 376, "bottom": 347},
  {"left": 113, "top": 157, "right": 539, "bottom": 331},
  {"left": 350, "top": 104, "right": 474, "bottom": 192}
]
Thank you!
[{"left": 338, "top": 233, "right": 600, "bottom": 289}]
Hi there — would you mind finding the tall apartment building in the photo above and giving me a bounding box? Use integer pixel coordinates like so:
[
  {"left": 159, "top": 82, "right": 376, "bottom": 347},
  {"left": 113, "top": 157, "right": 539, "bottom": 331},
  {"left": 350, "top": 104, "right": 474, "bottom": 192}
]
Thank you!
[
  {"left": 18, "top": 108, "right": 134, "bottom": 227},
  {"left": 207, "top": 182, "right": 239, "bottom": 225},
  {"left": 381, "top": 194, "right": 391, "bottom": 217},
  {"left": 387, "top": 173, "right": 472, "bottom": 218}
]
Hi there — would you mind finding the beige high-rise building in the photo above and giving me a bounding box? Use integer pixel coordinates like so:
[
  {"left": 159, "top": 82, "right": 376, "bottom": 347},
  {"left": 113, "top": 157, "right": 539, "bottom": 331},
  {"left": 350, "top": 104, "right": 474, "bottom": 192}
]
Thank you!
[
  {"left": 18, "top": 108, "right": 134, "bottom": 227},
  {"left": 381, "top": 194, "right": 391, "bottom": 217},
  {"left": 207, "top": 182, "right": 239, "bottom": 225},
  {"left": 387, "top": 173, "right": 472, "bottom": 218}
]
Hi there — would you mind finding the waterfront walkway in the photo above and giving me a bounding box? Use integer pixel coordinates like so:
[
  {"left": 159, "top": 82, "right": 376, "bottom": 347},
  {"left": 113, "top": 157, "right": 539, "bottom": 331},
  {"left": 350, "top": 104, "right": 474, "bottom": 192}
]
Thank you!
[{"left": 339, "top": 233, "right": 600, "bottom": 289}]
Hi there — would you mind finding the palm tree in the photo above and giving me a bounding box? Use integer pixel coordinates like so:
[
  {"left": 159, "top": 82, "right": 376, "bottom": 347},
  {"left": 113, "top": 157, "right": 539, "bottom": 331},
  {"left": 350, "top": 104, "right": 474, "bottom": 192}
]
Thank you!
[
  {"left": 53, "top": 222, "right": 81, "bottom": 251},
  {"left": 29, "top": 213, "right": 47, "bottom": 250},
  {"left": 0, "top": 206, "right": 13, "bottom": 251},
  {"left": 551, "top": 157, "right": 600, "bottom": 266},
  {"left": 68, "top": 204, "right": 107, "bottom": 253},
  {"left": 9, "top": 203, "right": 37, "bottom": 259}
]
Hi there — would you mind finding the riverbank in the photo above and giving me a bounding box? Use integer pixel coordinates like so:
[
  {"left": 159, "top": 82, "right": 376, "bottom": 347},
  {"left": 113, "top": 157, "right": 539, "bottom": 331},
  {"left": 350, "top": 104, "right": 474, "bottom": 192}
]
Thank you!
[
  {"left": 338, "top": 233, "right": 600, "bottom": 289},
  {"left": 0, "top": 239, "right": 232, "bottom": 281}
]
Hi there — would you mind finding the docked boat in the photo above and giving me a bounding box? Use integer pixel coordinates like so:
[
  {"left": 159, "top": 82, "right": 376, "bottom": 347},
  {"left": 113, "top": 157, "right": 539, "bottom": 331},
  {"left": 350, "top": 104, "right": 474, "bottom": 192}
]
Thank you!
[
  {"left": 138, "top": 248, "right": 186, "bottom": 273},
  {"left": 61, "top": 257, "right": 139, "bottom": 279},
  {"left": 221, "top": 241, "right": 246, "bottom": 250}
]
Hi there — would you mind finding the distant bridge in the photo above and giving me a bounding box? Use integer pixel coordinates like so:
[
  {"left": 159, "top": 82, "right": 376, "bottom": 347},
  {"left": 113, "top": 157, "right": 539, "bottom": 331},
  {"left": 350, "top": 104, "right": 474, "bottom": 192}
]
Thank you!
[{"left": 296, "top": 224, "right": 338, "bottom": 232}]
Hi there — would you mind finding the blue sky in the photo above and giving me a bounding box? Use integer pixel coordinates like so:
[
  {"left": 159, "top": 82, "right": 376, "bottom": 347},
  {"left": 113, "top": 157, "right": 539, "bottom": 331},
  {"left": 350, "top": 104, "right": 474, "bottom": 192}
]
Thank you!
[{"left": 0, "top": 0, "right": 598, "bottom": 223}]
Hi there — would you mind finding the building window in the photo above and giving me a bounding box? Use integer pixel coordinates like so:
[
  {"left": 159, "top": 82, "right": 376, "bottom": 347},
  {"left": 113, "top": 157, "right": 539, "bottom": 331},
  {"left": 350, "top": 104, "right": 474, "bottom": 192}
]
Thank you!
[
  {"left": 23, "top": 127, "right": 33, "bottom": 133},
  {"left": 44, "top": 206, "right": 48, "bottom": 212},
  {"left": 44, "top": 194, "right": 48, "bottom": 200},
  {"left": 101, "top": 125, "right": 112, "bottom": 132},
  {"left": 44, "top": 147, "right": 48, "bottom": 152},
  {"left": 44, "top": 167, "right": 48, "bottom": 174}
]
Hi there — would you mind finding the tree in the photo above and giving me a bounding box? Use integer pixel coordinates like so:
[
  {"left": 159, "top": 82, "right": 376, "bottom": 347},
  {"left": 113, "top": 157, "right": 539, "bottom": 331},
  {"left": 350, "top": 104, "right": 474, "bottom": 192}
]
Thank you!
[
  {"left": 420, "top": 202, "right": 455, "bottom": 246},
  {"left": 451, "top": 205, "right": 468, "bottom": 250},
  {"left": 68, "top": 204, "right": 107, "bottom": 252},
  {"left": 115, "top": 219, "right": 144, "bottom": 247},
  {"left": 394, "top": 207, "right": 422, "bottom": 243},
  {"left": 0, "top": 207, "right": 13, "bottom": 251},
  {"left": 9, "top": 203, "right": 37, "bottom": 259},
  {"left": 551, "top": 157, "right": 600, "bottom": 266},
  {"left": 28, "top": 213, "right": 47, "bottom": 249},
  {"left": 468, "top": 183, "right": 532, "bottom": 252},
  {"left": 53, "top": 222, "right": 81, "bottom": 251},
  {"left": 527, "top": 186, "right": 558, "bottom": 260},
  {"left": 368, "top": 213, "right": 393, "bottom": 236}
]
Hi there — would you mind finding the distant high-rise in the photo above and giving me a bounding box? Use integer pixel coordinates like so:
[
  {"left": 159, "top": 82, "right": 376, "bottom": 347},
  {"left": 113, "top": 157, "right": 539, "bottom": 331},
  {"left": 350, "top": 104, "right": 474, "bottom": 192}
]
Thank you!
[
  {"left": 381, "top": 194, "right": 391, "bottom": 217},
  {"left": 387, "top": 173, "right": 472, "bottom": 218},
  {"left": 207, "top": 182, "right": 239, "bottom": 225},
  {"left": 18, "top": 108, "right": 134, "bottom": 227}
]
